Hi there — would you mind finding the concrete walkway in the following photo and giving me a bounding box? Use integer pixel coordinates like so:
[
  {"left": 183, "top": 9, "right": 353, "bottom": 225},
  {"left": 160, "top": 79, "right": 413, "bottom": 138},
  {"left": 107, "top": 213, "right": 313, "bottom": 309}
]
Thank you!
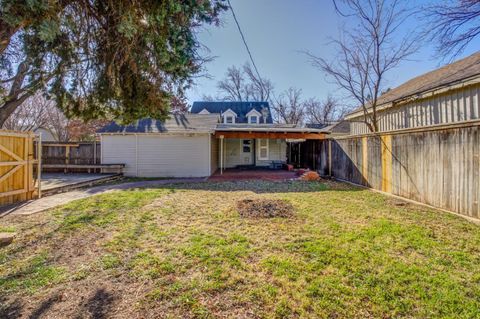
[{"left": 0, "top": 178, "right": 206, "bottom": 217}]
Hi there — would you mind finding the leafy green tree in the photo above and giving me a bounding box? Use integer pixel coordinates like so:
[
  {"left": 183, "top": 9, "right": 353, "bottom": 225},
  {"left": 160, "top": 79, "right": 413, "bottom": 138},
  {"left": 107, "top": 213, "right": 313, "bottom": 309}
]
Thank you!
[{"left": 0, "top": 0, "right": 227, "bottom": 126}]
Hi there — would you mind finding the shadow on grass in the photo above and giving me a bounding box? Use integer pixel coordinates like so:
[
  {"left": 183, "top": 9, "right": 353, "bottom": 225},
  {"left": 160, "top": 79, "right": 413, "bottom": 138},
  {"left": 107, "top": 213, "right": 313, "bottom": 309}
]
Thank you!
[
  {"left": 76, "top": 288, "right": 115, "bottom": 319},
  {"left": 0, "top": 288, "right": 116, "bottom": 319},
  {"left": 0, "top": 297, "right": 22, "bottom": 318},
  {"left": 30, "top": 294, "right": 62, "bottom": 319}
]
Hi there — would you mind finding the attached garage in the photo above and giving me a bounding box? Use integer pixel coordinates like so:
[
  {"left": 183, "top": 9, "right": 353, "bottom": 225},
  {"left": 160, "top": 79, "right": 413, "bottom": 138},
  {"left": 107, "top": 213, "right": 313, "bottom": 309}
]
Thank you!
[{"left": 98, "top": 114, "right": 219, "bottom": 178}]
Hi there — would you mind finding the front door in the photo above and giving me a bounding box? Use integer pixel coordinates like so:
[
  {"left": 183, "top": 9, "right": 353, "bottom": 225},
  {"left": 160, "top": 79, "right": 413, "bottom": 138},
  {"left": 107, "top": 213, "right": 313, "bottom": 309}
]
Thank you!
[{"left": 241, "top": 139, "right": 253, "bottom": 165}]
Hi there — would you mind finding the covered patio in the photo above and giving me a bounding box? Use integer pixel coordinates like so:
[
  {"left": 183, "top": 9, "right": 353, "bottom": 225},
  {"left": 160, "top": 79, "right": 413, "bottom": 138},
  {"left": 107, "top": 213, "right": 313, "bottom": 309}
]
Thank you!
[{"left": 213, "top": 125, "right": 328, "bottom": 175}]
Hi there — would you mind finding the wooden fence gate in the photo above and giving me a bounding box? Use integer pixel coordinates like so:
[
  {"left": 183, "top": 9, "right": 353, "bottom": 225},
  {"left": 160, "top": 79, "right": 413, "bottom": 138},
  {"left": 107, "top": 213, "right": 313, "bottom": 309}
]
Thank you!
[{"left": 0, "top": 130, "right": 41, "bottom": 206}]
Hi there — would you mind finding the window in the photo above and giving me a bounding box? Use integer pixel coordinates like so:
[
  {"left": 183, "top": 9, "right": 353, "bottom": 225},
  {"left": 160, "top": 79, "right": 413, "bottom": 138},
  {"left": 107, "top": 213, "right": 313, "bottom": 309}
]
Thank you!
[
  {"left": 242, "top": 140, "right": 251, "bottom": 153},
  {"left": 222, "top": 109, "right": 237, "bottom": 124},
  {"left": 247, "top": 109, "right": 262, "bottom": 124},
  {"left": 258, "top": 139, "right": 269, "bottom": 160}
]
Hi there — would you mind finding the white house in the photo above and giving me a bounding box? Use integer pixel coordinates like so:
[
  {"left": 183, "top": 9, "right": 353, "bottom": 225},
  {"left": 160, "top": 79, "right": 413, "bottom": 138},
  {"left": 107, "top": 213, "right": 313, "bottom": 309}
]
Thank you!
[{"left": 98, "top": 102, "right": 328, "bottom": 177}]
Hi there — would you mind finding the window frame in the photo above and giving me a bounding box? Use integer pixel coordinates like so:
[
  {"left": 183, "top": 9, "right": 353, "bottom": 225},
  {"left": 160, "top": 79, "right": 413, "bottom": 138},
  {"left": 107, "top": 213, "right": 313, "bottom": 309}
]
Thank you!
[
  {"left": 241, "top": 139, "right": 252, "bottom": 153},
  {"left": 257, "top": 138, "right": 269, "bottom": 160}
]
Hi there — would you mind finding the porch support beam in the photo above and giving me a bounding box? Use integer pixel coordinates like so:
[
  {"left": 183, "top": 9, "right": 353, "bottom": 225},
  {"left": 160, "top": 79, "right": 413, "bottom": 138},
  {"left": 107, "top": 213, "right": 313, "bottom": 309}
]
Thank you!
[
  {"left": 214, "top": 131, "right": 326, "bottom": 140},
  {"left": 220, "top": 135, "right": 224, "bottom": 175}
]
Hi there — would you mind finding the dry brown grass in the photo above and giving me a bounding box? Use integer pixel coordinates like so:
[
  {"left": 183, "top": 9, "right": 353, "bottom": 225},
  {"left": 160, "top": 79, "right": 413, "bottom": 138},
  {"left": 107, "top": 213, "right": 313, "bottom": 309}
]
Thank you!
[{"left": 0, "top": 180, "right": 479, "bottom": 318}]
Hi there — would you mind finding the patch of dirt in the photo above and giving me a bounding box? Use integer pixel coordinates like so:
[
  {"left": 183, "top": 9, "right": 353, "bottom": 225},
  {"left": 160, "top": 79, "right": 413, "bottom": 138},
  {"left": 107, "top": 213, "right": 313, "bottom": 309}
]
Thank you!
[
  {"left": 387, "top": 198, "right": 411, "bottom": 208},
  {"left": 236, "top": 198, "right": 294, "bottom": 218}
]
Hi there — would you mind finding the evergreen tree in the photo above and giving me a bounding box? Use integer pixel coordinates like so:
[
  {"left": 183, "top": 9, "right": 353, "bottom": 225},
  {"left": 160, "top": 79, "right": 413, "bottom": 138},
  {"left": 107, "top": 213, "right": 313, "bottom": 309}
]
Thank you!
[{"left": 0, "top": 0, "right": 227, "bottom": 125}]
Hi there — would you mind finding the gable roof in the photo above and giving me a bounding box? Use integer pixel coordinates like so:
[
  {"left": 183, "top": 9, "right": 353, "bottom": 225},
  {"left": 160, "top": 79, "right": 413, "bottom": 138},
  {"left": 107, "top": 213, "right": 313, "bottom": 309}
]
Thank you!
[
  {"left": 97, "top": 114, "right": 219, "bottom": 134},
  {"left": 191, "top": 101, "right": 273, "bottom": 123},
  {"left": 347, "top": 51, "right": 480, "bottom": 118}
]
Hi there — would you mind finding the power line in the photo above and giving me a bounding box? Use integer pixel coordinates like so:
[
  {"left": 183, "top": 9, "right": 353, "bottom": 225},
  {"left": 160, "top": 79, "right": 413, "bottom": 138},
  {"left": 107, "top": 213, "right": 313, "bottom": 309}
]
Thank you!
[{"left": 227, "top": 0, "right": 266, "bottom": 89}]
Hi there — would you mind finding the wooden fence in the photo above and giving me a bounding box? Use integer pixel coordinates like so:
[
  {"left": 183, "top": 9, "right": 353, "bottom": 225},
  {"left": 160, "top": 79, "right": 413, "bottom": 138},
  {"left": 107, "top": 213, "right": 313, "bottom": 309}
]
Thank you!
[
  {"left": 41, "top": 142, "right": 100, "bottom": 172},
  {"left": 0, "top": 130, "right": 40, "bottom": 206},
  {"left": 305, "top": 121, "right": 480, "bottom": 219}
]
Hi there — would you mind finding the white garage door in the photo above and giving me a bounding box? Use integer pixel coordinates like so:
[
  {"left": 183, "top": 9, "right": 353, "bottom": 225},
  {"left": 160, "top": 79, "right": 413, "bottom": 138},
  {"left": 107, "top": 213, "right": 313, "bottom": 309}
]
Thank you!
[{"left": 101, "top": 134, "right": 211, "bottom": 177}]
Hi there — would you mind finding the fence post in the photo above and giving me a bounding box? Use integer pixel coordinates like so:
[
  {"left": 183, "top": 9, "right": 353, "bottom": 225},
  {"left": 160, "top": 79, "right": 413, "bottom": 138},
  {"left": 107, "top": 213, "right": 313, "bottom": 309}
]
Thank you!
[
  {"left": 37, "top": 134, "right": 42, "bottom": 198},
  {"left": 328, "top": 139, "right": 332, "bottom": 177},
  {"left": 381, "top": 135, "right": 392, "bottom": 193}
]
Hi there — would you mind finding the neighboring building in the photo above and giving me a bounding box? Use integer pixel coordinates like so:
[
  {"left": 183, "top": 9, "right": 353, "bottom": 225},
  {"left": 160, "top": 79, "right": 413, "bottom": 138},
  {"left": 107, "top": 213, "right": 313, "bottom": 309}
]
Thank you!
[
  {"left": 306, "top": 121, "right": 351, "bottom": 137},
  {"left": 346, "top": 52, "right": 480, "bottom": 135},
  {"left": 98, "top": 102, "right": 328, "bottom": 178},
  {"left": 34, "top": 127, "right": 57, "bottom": 142}
]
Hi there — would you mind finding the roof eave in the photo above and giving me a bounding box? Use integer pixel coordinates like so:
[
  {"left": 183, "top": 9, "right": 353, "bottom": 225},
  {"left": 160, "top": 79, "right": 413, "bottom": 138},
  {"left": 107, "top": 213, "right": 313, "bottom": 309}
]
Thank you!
[{"left": 346, "top": 74, "right": 480, "bottom": 120}]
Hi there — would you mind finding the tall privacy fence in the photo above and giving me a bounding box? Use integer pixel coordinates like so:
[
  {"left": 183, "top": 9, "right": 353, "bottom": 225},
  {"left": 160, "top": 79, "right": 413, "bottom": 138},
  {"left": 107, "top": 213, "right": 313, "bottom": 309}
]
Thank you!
[{"left": 303, "top": 121, "right": 480, "bottom": 220}]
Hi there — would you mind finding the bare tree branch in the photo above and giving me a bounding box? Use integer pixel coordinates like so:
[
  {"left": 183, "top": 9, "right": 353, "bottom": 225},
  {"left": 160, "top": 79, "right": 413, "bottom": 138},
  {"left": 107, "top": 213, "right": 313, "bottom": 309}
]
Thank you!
[
  {"left": 217, "top": 66, "right": 247, "bottom": 101},
  {"left": 423, "top": 0, "right": 480, "bottom": 59},
  {"left": 309, "top": 0, "right": 418, "bottom": 132},
  {"left": 216, "top": 62, "right": 274, "bottom": 102},
  {"left": 271, "top": 87, "right": 305, "bottom": 124},
  {"left": 304, "top": 96, "right": 346, "bottom": 124}
]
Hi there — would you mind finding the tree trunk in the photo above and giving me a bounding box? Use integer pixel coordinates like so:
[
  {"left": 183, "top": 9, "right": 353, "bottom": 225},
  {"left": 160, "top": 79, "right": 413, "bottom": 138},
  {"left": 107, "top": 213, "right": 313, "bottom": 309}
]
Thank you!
[
  {"left": 0, "top": 94, "right": 30, "bottom": 127},
  {"left": 0, "top": 20, "right": 23, "bottom": 55},
  {"left": 0, "top": 61, "right": 31, "bottom": 127}
]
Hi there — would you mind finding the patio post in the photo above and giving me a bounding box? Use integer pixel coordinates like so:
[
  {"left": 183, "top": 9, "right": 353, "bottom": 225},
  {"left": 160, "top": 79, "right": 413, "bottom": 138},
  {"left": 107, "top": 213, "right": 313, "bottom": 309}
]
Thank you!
[{"left": 220, "top": 135, "right": 224, "bottom": 175}]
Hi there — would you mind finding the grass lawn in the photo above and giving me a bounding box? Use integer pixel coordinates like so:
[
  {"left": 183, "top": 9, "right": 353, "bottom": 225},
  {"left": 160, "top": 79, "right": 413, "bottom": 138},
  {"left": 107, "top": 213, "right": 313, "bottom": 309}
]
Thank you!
[{"left": 1, "top": 180, "right": 480, "bottom": 318}]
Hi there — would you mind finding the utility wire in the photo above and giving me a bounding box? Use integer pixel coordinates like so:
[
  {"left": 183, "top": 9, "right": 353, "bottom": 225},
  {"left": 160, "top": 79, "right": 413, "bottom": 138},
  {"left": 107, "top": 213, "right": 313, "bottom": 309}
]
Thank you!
[{"left": 227, "top": 0, "right": 266, "bottom": 89}]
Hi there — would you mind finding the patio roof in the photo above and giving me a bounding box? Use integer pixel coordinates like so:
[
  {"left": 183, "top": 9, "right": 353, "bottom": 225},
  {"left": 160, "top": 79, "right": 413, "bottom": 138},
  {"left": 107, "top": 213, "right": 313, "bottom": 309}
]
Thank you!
[
  {"left": 214, "top": 123, "right": 328, "bottom": 139},
  {"left": 215, "top": 123, "right": 329, "bottom": 133}
]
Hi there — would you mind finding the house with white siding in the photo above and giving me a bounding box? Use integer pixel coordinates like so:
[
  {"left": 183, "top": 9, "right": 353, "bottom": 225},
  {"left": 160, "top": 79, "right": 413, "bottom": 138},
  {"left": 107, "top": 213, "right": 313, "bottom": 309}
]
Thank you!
[
  {"left": 98, "top": 102, "right": 328, "bottom": 178},
  {"left": 346, "top": 52, "right": 480, "bottom": 135}
]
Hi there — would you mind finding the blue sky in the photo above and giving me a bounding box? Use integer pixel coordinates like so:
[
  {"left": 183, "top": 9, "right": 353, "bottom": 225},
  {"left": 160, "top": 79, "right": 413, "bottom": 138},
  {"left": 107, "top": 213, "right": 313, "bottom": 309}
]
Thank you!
[{"left": 186, "top": 0, "right": 480, "bottom": 105}]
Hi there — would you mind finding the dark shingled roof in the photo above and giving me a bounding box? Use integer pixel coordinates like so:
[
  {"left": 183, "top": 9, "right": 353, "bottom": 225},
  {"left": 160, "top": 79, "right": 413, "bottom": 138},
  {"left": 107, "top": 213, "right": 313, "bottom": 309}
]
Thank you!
[
  {"left": 97, "top": 114, "right": 219, "bottom": 134},
  {"left": 348, "top": 51, "right": 480, "bottom": 117},
  {"left": 190, "top": 101, "right": 273, "bottom": 123}
]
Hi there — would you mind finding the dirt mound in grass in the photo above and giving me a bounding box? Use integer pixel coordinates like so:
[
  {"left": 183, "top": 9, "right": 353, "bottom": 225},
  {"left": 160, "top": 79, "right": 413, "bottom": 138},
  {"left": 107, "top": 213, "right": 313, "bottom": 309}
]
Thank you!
[{"left": 236, "top": 198, "right": 294, "bottom": 218}]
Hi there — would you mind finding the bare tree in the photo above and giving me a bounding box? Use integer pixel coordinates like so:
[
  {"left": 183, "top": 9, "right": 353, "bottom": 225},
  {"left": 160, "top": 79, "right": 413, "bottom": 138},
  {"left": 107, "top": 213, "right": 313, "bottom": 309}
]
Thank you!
[
  {"left": 243, "top": 63, "right": 274, "bottom": 101},
  {"left": 304, "top": 96, "right": 346, "bottom": 124},
  {"left": 3, "top": 92, "right": 71, "bottom": 141},
  {"left": 46, "top": 106, "right": 70, "bottom": 142},
  {"left": 3, "top": 93, "right": 51, "bottom": 131},
  {"left": 217, "top": 66, "right": 247, "bottom": 101},
  {"left": 309, "top": 0, "right": 418, "bottom": 132},
  {"left": 424, "top": 0, "right": 480, "bottom": 58},
  {"left": 216, "top": 63, "right": 274, "bottom": 101},
  {"left": 201, "top": 94, "right": 216, "bottom": 102},
  {"left": 271, "top": 88, "right": 305, "bottom": 124}
]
